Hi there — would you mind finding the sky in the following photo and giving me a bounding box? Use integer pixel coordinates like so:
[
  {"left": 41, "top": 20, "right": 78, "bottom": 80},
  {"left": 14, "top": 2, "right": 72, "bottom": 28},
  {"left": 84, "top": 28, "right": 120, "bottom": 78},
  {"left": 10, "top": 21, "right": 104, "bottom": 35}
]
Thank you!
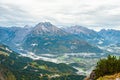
[{"left": 0, "top": 0, "right": 120, "bottom": 31}]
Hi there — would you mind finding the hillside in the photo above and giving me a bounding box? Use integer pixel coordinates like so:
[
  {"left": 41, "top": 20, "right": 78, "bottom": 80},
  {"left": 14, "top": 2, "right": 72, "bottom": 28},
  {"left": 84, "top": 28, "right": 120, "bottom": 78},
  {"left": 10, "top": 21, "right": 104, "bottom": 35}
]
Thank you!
[
  {"left": 0, "top": 65, "right": 16, "bottom": 80},
  {"left": 87, "top": 55, "right": 120, "bottom": 80},
  {"left": 22, "top": 22, "right": 102, "bottom": 54},
  {"left": 97, "top": 73, "right": 120, "bottom": 80},
  {"left": 0, "top": 44, "right": 85, "bottom": 80},
  {"left": 0, "top": 27, "right": 31, "bottom": 48}
]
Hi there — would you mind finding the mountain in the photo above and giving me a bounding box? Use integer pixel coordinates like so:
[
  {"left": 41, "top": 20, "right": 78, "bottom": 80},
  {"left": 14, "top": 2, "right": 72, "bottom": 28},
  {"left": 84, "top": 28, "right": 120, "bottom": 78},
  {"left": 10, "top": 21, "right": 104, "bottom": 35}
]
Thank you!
[
  {"left": 64, "top": 26, "right": 120, "bottom": 46},
  {"left": 9, "top": 26, "right": 32, "bottom": 44},
  {"left": 0, "top": 22, "right": 102, "bottom": 54},
  {"left": 31, "top": 22, "right": 67, "bottom": 36},
  {"left": 63, "top": 25, "right": 95, "bottom": 35},
  {"left": 22, "top": 22, "right": 103, "bottom": 54},
  {"left": 0, "top": 43, "right": 86, "bottom": 80},
  {"left": 1, "top": 23, "right": 120, "bottom": 48},
  {"left": 98, "top": 29, "right": 120, "bottom": 45},
  {"left": 0, "top": 26, "right": 32, "bottom": 48},
  {"left": 0, "top": 27, "right": 14, "bottom": 44},
  {"left": 63, "top": 25, "right": 104, "bottom": 45}
]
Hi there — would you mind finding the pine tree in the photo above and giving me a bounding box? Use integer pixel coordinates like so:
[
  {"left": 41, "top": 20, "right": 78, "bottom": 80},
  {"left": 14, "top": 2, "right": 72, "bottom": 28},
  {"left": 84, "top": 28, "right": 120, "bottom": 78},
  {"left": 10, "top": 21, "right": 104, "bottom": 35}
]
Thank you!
[{"left": 94, "top": 55, "right": 120, "bottom": 79}]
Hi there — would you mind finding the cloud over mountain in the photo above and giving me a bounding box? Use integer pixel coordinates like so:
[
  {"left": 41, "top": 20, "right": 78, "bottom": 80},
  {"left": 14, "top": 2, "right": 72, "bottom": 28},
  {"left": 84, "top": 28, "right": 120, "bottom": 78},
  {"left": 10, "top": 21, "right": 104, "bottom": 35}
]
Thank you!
[{"left": 0, "top": 0, "right": 120, "bottom": 30}]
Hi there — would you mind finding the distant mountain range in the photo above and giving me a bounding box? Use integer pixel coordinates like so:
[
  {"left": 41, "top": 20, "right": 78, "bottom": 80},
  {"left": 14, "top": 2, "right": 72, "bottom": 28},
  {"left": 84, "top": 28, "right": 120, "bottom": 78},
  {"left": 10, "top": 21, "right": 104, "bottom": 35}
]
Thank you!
[
  {"left": 0, "top": 22, "right": 120, "bottom": 54},
  {"left": 98, "top": 29, "right": 120, "bottom": 45},
  {"left": 63, "top": 25, "right": 103, "bottom": 46},
  {"left": 22, "top": 22, "right": 102, "bottom": 54},
  {"left": 0, "top": 26, "right": 31, "bottom": 47}
]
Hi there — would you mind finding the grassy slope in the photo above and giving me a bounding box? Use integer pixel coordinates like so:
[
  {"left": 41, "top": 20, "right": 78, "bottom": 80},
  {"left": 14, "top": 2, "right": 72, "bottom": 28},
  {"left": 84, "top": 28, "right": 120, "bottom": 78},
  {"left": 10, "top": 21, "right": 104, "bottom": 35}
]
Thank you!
[
  {"left": 97, "top": 72, "right": 120, "bottom": 80},
  {"left": 0, "top": 44, "right": 86, "bottom": 80},
  {"left": 0, "top": 65, "right": 16, "bottom": 80}
]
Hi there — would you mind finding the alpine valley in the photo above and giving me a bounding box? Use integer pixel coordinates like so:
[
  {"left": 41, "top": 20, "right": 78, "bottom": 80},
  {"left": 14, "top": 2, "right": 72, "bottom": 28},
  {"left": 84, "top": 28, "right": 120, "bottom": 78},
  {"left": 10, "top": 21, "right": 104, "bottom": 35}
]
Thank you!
[{"left": 0, "top": 22, "right": 120, "bottom": 80}]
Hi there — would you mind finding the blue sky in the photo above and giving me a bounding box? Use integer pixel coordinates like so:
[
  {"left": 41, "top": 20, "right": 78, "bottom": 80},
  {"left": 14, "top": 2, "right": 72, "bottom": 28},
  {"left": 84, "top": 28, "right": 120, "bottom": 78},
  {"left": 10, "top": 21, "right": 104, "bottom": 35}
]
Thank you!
[{"left": 0, "top": 0, "right": 120, "bottom": 31}]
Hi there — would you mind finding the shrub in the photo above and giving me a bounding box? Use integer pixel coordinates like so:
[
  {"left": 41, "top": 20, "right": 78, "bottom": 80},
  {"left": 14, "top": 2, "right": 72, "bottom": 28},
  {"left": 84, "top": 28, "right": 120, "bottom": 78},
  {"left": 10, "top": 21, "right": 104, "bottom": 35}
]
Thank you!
[{"left": 95, "top": 55, "right": 120, "bottom": 79}]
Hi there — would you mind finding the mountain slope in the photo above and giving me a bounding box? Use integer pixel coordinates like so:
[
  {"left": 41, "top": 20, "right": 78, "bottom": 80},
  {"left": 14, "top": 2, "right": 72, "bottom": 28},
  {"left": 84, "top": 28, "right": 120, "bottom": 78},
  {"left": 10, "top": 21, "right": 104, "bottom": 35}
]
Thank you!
[
  {"left": 98, "top": 29, "right": 120, "bottom": 45},
  {"left": 63, "top": 25, "right": 103, "bottom": 45},
  {"left": 0, "top": 26, "right": 31, "bottom": 47},
  {"left": 63, "top": 25, "right": 95, "bottom": 35},
  {"left": 31, "top": 22, "right": 67, "bottom": 36},
  {"left": 22, "top": 22, "right": 103, "bottom": 54},
  {"left": 97, "top": 72, "right": 120, "bottom": 80},
  {"left": 0, "top": 65, "right": 16, "bottom": 80},
  {"left": 0, "top": 44, "right": 85, "bottom": 80}
]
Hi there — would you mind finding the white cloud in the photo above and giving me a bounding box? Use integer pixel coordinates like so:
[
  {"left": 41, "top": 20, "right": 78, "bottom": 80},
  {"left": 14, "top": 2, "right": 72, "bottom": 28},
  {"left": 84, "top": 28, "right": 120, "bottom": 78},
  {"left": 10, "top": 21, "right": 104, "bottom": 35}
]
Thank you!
[{"left": 0, "top": 0, "right": 120, "bottom": 30}]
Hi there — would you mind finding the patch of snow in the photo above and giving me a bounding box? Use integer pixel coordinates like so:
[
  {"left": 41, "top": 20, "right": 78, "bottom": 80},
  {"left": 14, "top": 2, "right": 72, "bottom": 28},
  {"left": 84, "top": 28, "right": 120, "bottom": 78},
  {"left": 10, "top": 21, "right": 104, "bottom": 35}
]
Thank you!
[
  {"left": 70, "top": 45, "right": 76, "bottom": 49},
  {"left": 5, "top": 48, "right": 12, "bottom": 53},
  {"left": 107, "top": 48, "right": 114, "bottom": 52},
  {"left": 15, "top": 43, "right": 20, "bottom": 46},
  {"left": 31, "top": 43, "right": 38, "bottom": 46},
  {"left": 98, "top": 40, "right": 103, "bottom": 44}
]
